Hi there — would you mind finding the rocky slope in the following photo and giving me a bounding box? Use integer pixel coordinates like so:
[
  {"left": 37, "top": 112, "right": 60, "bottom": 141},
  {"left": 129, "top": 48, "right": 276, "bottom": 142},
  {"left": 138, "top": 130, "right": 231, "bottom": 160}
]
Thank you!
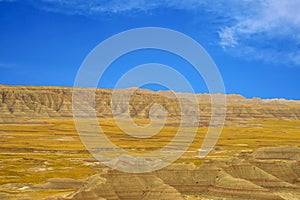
[
  {"left": 0, "top": 85, "right": 299, "bottom": 123},
  {"left": 1, "top": 85, "right": 299, "bottom": 199},
  {"left": 43, "top": 146, "right": 300, "bottom": 200}
]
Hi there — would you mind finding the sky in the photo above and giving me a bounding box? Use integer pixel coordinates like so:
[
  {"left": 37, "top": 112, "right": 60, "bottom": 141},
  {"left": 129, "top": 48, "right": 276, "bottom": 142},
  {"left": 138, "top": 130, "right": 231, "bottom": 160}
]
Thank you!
[{"left": 0, "top": 0, "right": 299, "bottom": 99}]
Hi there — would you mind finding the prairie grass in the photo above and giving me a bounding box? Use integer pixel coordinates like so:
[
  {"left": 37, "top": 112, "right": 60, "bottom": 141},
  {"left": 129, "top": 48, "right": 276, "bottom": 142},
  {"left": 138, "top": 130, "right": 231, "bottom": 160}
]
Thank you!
[{"left": 0, "top": 118, "right": 299, "bottom": 191}]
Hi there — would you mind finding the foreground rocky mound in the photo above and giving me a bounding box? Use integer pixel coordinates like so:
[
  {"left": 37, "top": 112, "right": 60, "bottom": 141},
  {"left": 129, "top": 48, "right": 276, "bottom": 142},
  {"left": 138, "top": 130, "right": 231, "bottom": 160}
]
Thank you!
[
  {"left": 45, "top": 146, "right": 300, "bottom": 200},
  {"left": 70, "top": 174, "right": 183, "bottom": 200},
  {"left": 0, "top": 85, "right": 300, "bottom": 123}
]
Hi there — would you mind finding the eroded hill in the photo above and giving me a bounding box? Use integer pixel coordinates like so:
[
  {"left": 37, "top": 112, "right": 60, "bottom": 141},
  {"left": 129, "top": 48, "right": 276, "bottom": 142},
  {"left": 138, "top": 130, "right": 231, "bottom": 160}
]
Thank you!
[
  {"left": 0, "top": 85, "right": 300, "bottom": 200},
  {"left": 0, "top": 85, "right": 300, "bottom": 124},
  {"left": 39, "top": 146, "right": 300, "bottom": 200}
]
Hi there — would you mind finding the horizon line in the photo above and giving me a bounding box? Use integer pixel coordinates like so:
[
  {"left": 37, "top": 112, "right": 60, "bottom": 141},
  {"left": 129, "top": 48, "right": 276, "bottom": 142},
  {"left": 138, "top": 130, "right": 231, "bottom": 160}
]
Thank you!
[{"left": 1, "top": 83, "right": 299, "bottom": 101}]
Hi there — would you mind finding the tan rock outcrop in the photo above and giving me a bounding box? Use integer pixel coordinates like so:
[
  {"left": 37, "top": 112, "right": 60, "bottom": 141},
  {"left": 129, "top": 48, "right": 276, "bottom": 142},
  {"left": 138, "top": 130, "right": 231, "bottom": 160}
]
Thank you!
[
  {"left": 45, "top": 146, "right": 300, "bottom": 200},
  {"left": 0, "top": 85, "right": 299, "bottom": 124}
]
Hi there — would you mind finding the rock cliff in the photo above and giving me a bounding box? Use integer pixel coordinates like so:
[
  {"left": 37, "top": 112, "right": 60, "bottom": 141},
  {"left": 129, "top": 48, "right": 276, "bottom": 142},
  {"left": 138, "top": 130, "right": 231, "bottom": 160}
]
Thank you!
[{"left": 0, "top": 85, "right": 299, "bottom": 123}]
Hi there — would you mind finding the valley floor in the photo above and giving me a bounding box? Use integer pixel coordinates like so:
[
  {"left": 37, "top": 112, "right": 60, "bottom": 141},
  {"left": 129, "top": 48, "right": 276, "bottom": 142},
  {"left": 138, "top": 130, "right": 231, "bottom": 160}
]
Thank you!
[{"left": 0, "top": 118, "right": 299, "bottom": 199}]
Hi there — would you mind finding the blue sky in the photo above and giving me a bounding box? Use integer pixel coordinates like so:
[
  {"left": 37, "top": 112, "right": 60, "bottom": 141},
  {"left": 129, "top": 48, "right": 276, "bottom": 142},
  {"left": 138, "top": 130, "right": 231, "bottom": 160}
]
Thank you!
[{"left": 0, "top": 0, "right": 299, "bottom": 99}]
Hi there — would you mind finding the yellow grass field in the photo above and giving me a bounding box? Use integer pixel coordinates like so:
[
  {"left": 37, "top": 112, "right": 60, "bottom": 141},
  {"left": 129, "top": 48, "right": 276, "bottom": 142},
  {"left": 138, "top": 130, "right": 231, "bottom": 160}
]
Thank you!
[{"left": 0, "top": 118, "right": 299, "bottom": 198}]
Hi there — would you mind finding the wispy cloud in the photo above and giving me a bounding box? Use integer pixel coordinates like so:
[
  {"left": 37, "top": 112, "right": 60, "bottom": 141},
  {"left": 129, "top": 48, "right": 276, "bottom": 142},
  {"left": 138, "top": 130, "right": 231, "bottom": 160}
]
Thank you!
[
  {"left": 26, "top": 0, "right": 168, "bottom": 15},
  {"left": 218, "top": 27, "right": 238, "bottom": 48},
  {"left": 217, "top": 0, "right": 300, "bottom": 66},
  {"left": 3, "top": 0, "right": 300, "bottom": 66}
]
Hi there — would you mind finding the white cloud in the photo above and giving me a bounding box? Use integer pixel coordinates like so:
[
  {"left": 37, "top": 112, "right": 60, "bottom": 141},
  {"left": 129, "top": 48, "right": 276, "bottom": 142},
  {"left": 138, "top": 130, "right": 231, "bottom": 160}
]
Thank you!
[
  {"left": 28, "top": 0, "right": 168, "bottom": 15},
  {"left": 217, "top": 0, "right": 300, "bottom": 66},
  {"left": 5, "top": 0, "right": 300, "bottom": 66},
  {"left": 218, "top": 27, "right": 238, "bottom": 48},
  {"left": 230, "top": 0, "right": 300, "bottom": 34},
  {"left": 17, "top": 0, "right": 213, "bottom": 15}
]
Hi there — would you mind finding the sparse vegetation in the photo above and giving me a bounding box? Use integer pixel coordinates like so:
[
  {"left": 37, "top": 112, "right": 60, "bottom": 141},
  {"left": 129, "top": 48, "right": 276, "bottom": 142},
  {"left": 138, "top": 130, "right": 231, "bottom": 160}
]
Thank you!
[{"left": 0, "top": 118, "right": 299, "bottom": 188}]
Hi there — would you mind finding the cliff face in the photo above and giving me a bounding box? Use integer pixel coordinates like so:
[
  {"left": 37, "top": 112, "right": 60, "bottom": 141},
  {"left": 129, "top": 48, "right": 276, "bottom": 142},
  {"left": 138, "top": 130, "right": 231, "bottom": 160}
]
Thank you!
[
  {"left": 0, "top": 86, "right": 73, "bottom": 122},
  {"left": 0, "top": 85, "right": 300, "bottom": 123}
]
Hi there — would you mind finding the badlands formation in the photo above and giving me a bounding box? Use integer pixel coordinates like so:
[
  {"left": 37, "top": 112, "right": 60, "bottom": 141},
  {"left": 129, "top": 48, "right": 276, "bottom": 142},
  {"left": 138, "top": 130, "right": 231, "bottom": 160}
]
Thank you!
[
  {"left": 0, "top": 85, "right": 300, "bottom": 199},
  {"left": 0, "top": 85, "right": 300, "bottom": 123},
  {"left": 46, "top": 146, "right": 300, "bottom": 200}
]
